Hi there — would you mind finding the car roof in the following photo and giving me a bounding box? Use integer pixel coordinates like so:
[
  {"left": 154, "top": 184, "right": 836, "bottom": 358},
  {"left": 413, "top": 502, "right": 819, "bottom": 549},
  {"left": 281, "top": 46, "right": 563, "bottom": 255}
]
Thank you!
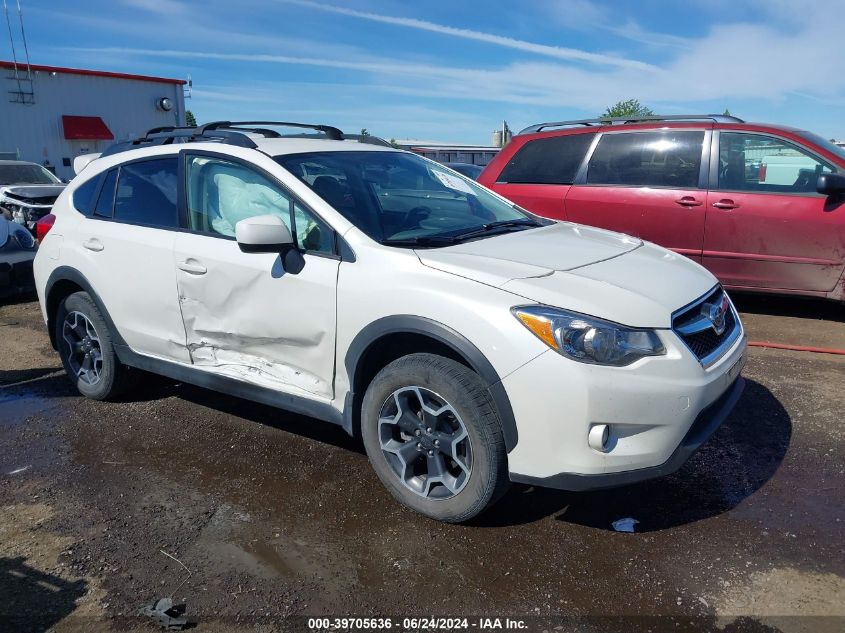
[
  {"left": 0, "top": 160, "right": 40, "bottom": 166},
  {"left": 73, "top": 136, "right": 409, "bottom": 181},
  {"left": 518, "top": 120, "right": 811, "bottom": 139},
  {"left": 254, "top": 137, "right": 401, "bottom": 156}
]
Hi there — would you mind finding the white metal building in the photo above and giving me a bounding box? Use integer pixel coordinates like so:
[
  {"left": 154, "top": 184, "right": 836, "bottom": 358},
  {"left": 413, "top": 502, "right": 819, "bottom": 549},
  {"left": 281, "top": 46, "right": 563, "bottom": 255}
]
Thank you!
[{"left": 0, "top": 60, "right": 186, "bottom": 180}]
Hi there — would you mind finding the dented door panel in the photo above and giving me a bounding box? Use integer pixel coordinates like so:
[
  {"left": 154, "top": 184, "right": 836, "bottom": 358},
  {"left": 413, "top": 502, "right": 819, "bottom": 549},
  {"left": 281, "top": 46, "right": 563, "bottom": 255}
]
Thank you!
[{"left": 174, "top": 233, "right": 339, "bottom": 399}]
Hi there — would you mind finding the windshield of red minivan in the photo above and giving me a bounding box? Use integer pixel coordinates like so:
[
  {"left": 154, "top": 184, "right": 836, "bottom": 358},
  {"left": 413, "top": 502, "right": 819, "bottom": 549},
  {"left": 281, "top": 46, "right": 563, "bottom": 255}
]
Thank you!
[{"left": 795, "top": 132, "right": 845, "bottom": 164}]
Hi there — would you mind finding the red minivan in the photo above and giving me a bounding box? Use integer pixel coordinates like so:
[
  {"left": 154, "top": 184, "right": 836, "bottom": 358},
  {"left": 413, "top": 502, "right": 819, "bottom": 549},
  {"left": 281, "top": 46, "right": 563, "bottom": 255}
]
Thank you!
[{"left": 479, "top": 115, "right": 845, "bottom": 302}]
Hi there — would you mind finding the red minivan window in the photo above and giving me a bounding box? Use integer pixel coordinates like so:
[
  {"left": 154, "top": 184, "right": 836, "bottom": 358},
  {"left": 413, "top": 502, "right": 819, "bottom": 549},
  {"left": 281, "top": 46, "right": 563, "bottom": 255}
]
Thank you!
[{"left": 481, "top": 133, "right": 595, "bottom": 220}]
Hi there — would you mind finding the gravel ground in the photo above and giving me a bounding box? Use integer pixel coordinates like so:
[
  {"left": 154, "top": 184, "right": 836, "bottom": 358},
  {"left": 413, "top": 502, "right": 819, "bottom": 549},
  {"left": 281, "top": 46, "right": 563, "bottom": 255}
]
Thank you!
[{"left": 0, "top": 293, "right": 843, "bottom": 633}]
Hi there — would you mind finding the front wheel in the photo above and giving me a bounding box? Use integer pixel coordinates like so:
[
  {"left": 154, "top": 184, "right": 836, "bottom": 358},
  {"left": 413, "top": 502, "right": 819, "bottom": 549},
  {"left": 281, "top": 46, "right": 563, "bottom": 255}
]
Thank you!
[{"left": 361, "top": 353, "right": 510, "bottom": 522}]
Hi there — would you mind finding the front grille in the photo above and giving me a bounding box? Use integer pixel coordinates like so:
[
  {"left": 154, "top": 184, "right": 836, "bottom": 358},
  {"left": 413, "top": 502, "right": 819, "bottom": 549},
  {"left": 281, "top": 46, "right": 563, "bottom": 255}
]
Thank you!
[{"left": 672, "top": 286, "right": 740, "bottom": 366}]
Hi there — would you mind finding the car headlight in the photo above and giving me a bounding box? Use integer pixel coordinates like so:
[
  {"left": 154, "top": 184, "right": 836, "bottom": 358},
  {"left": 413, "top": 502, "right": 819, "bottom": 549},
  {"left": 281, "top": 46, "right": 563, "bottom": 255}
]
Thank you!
[
  {"left": 512, "top": 305, "right": 665, "bottom": 366},
  {"left": 12, "top": 227, "right": 36, "bottom": 250}
]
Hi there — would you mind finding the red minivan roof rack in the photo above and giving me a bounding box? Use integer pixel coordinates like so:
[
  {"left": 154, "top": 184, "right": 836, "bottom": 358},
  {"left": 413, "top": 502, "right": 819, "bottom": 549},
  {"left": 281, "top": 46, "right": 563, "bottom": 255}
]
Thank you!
[{"left": 519, "top": 114, "right": 745, "bottom": 135}]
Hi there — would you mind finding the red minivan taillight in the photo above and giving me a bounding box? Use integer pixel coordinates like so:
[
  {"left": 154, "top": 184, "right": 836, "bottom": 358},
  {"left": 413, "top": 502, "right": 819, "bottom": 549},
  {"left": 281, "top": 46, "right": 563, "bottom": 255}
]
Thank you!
[{"left": 36, "top": 213, "right": 56, "bottom": 242}]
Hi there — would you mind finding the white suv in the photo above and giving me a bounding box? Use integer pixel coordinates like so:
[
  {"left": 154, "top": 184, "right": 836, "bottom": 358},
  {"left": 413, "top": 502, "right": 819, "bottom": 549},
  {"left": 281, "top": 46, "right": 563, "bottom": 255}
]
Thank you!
[{"left": 34, "top": 121, "right": 747, "bottom": 522}]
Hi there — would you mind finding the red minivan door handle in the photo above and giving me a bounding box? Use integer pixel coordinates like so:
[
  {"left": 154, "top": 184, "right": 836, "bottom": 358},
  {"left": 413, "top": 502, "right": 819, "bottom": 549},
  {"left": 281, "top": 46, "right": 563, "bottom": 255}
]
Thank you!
[
  {"left": 675, "top": 196, "right": 703, "bottom": 207},
  {"left": 712, "top": 199, "right": 740, "bottom": 210}
]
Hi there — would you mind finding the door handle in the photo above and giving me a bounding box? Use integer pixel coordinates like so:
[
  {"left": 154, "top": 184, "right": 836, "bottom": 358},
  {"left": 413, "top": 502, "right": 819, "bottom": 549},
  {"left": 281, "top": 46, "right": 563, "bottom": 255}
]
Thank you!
[
  {"left": 712, "top": 199, "right": 740, "bottom": 210},
  {"left": 82, "top": 238, "right": 104, "bottom": 252},
  {"left": 675, "top": 196, "right": 703, "bottom": 207},
  {"left": 177, "top": 260, "right": 207, "bottom": 275}
]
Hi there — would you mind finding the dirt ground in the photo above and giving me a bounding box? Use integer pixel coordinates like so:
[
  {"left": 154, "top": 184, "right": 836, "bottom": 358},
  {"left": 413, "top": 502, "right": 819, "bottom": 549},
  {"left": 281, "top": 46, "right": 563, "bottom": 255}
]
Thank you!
[{"left": 1, "top": 292, "right": 843, "bottom": 633}]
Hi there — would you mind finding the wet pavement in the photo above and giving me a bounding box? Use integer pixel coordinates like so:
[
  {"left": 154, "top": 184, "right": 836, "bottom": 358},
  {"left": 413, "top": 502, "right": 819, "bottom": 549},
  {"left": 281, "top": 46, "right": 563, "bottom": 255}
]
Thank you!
[{"left": 1, "top": 294, "right": 843, "bottom": 632}]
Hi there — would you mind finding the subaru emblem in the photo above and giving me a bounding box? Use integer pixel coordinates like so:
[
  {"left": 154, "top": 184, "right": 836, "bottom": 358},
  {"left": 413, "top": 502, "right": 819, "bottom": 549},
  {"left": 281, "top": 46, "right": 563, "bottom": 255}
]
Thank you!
[{"left": 701, "top": 296, "right": 729, "bottom": 336}]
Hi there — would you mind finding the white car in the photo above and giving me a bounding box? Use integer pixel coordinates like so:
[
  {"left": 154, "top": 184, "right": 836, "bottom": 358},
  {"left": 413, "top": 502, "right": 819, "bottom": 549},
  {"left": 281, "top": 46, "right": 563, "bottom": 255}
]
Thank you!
[{"left": 34, "top": 121, "right": 747, "bottom": 522}]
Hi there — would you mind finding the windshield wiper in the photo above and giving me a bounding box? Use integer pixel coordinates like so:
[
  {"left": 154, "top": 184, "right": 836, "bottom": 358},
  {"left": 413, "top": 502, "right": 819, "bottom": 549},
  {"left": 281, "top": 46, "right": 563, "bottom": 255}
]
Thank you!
[
  {"left": 382, "top": 235, "right": 460, "bottom": 247},
  {"left": 383, "top": 219, "right": 542, "bottom": 248},
  {"left": 449, "top": 218, "right": 542, "bottom": 241}
]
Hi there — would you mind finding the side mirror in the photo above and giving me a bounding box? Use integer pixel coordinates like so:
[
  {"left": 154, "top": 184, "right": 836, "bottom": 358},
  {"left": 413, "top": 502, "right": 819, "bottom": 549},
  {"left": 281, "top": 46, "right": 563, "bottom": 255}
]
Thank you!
[
  {"left": 235, "top": 214, "right": 305, "bottom": 274},
  {"left": 235, "top": 215, "right": 293, "bottom": 254},
  {"left": 817, "top": 173, "right": 845, "bottom": 196}
]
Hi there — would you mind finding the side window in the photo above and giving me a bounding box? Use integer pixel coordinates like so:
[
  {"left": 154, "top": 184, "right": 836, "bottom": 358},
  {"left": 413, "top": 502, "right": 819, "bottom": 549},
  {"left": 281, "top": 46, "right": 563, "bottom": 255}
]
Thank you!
[
  {"left": 93, "top": 169, "right": 117, "bottom": 218},
  {"left": 294, "top": 202, "right": 334, "bottom": 253},
  {"left": 71, "top": 175, "right": 101, "bottom": 215},
  {"left": 718, "top": 132, "right": 833, "bottom": 194},
  {"left": 497, "top": 134, "right": 594, "bottom": 184},
  {"left": 113, "top": 158, "right": 179, "bottom": 228},
  {"left": 586, "top": 131, "right": 705, "bottom": 188},
  {"left": 186, "top": 155, "right": 335, "bottom": 255}
]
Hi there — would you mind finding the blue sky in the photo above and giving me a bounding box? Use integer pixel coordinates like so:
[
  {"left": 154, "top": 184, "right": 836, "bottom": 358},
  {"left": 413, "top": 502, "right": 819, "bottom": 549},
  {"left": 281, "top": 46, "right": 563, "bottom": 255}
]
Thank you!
[{"left": 14, "top": 0, "right": 845, "bottom": 144}]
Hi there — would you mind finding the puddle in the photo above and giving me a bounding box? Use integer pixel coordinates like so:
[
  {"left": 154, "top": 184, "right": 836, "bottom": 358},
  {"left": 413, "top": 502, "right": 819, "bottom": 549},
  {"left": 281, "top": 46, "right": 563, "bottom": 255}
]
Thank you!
[{"left": 0, "top": 389, "right": 63, "bottom": 425}]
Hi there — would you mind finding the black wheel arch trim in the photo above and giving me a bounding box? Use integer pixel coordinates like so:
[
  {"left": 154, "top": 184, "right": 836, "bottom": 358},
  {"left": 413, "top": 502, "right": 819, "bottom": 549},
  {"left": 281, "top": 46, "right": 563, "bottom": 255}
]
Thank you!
[
  {"left": 45, "top": 266, "right": 129, "bottom": 351},
  {"left": 343, "top": 315, "right": 519, "bottom": 452}
]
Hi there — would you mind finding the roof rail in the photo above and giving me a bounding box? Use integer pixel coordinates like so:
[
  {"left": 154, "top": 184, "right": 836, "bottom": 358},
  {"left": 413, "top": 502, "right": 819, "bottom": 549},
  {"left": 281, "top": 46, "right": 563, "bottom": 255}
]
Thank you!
[
  {"left": 202, "top": 120, "right": 345, "bottom": 141},
  {"left": 100, "top": 127, "right": 259, "bottom": 158},
  {"left": 340, "top": 133, "right": 394, "bottom": 148},
  {"left": 519, "top": 114, "right": 745, "bottom": 135},
  {"left": 100, "top": 120, "right": 392, "bottom": 159}
]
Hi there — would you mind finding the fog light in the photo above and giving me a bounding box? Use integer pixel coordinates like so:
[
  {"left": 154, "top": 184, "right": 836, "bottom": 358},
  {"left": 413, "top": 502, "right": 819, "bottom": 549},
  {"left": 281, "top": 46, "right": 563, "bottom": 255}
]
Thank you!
[{"left": 588, "top": 424, "right": 610, "bottom": 452}]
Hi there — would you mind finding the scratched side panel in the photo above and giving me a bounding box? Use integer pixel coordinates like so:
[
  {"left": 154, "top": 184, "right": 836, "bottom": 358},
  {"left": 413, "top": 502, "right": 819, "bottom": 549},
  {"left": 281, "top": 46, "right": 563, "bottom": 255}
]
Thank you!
[{"left": 174, "top": 233, "right": 339, "bottom": 399}]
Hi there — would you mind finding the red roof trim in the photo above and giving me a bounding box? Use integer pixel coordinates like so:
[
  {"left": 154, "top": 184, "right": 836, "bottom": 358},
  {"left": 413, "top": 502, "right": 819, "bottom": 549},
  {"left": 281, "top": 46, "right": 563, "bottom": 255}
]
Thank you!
[
  {"left": 0, "top": 60, "right": 186, "bottom": 85},
  {"left": 62, "top": 115, "right": 114, "bottom": 141}
]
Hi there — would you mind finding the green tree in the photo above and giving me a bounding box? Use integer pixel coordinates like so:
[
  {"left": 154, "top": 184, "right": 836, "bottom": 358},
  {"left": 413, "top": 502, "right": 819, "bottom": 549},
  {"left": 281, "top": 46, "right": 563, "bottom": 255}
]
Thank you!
[
  {"left": 723, "top": 108, "right": 732, "bottom": 116},
  {"left": 360, "top": 128, "right": 370, "bottom": 136},
  {"left": 185, "top": 110, "right": 197, "bottom": 127},
  {"left": 601, "top": 99, "right": 654, "bottom": 118}
]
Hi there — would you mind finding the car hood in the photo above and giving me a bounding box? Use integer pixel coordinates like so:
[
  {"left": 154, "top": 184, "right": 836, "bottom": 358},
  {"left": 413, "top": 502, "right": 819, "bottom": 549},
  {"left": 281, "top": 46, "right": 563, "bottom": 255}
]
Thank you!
[
  {"left": 416, "top": 223, "right": 643, "bottom": 285},
  {"left": 417, "top": 222, "right": 717, "bottom": 328},
  {"left": 0, "top": 184, "right": 66, "bottom": 200}
]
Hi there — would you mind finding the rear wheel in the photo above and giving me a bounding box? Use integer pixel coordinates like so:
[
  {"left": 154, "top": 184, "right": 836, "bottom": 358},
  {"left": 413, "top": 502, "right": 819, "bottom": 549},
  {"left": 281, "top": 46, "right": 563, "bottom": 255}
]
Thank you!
[
  {"left": 55, "top": 291, "right": 135, "bottom": 400},
  {"left": 361, "top": 353, "right": 509, "bottom": 522}
]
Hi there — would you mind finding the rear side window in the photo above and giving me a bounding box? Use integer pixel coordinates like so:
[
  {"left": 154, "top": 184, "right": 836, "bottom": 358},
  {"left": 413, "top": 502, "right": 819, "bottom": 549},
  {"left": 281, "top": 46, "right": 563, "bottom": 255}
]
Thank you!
[
  {"left": 586, "top": 131, "right": 705, "bottom": 188},
  {"left": 718, "top": 132, "right": 834, "bottom": 194},
  {"left": 113, "top": 158, "right": 179, "bottom": 228},
  {"left": 93, "top": 169, "right": 117, "bottom": 218},
  {"left": 72, "top": 176, "right": 100, "bottom": 215},
  {"left": 497, "top": 134, "right": 594, "bottom": 184}
]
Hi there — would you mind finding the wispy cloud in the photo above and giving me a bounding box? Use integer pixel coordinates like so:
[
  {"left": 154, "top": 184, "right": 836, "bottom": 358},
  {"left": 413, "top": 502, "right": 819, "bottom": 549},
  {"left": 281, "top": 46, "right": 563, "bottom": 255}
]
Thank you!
[
  {"left": 53, "top": 0, "right": 845, "bottom": 140},
  {"left": 120, "top": 0, "right": 188, "bottom": 15},
  {"left": 277, "top": 0, "right": 657, "bottom": 71},
  {"left": 68, "top": 24, "right": 845, "bottom": 112},
  {"left": 542, "top": 0, "right": 689, "bottom": 49}
]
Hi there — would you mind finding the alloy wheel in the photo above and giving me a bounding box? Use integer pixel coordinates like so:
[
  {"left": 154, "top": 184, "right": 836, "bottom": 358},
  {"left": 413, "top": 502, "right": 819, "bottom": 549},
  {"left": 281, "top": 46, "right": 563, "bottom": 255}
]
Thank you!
[
  {"left": 62, "top": 311, "right": 103, "bottom": 386},
  {"left": 378, "top": 386, "right": 473, "bottom": 499}
]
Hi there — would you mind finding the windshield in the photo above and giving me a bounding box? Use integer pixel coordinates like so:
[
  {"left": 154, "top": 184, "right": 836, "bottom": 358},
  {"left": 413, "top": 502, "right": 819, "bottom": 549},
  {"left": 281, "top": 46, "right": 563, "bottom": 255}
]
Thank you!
[
  {"left": 275, "top": 151, "right": 539, "bottom": 245},
  {"left": 795, "top": 131, "right": 845, "bottom": 164},
  {"left": 0, "top": 164, "right": 61, "bottom": 185}
]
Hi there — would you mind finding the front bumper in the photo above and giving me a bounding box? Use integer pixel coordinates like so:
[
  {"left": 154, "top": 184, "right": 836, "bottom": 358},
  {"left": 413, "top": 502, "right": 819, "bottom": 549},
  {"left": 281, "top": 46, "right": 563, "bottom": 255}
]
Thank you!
[
  {"left": 510, "top": 376, "right": 745, "bottom": 490},
  {"left": 503, "top": 327, "right": 747, "bottom": 489}
]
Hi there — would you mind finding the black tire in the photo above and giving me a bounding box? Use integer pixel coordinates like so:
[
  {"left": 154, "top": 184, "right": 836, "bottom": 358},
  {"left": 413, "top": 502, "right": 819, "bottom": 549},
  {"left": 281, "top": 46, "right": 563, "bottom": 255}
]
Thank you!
[
  {"left": 361, "top": 353, "right": 510, "bottom": 522},
  {"left": 55, "top": 291, "right": 136, "bottom": 400}
]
